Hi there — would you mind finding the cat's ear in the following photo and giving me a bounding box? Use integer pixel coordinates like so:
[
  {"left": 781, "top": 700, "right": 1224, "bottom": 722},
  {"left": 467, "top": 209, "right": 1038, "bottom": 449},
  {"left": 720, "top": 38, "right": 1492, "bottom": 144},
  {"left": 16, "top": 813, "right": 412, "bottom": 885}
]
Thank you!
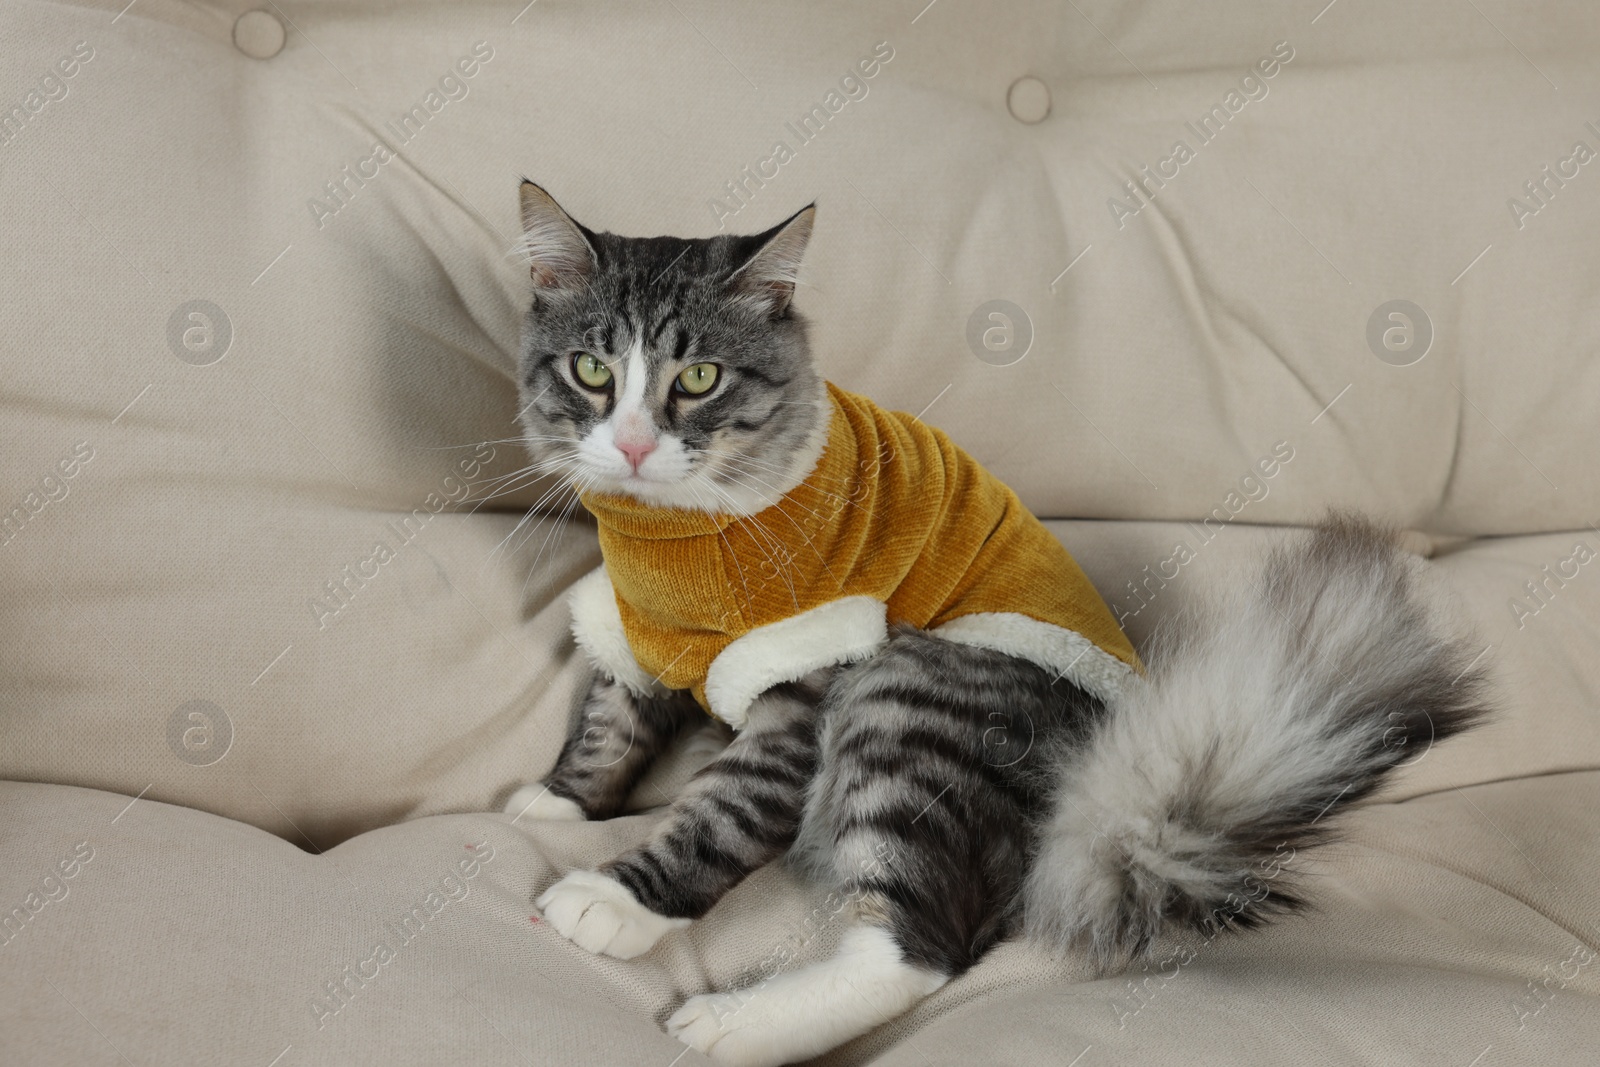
[
  {"left": 517, "top": 180, "right": 597, "bottom": 290},
  {"left": 728, "top": 204, "right": 814, "bottom": 318}
]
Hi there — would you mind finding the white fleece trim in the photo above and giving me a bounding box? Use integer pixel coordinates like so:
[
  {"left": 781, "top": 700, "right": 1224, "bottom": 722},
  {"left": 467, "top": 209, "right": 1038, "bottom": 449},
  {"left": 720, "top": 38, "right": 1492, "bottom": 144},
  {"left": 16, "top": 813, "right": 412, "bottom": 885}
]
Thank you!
[
  {"left": 932, "top": 612, "right": 1135, "bottom": 704},
  {"left": 567, "top": 565, "right": 667, "bottom": 698},
  {"left": 704, "top": 596, "right": 887, "bottom": 730}
]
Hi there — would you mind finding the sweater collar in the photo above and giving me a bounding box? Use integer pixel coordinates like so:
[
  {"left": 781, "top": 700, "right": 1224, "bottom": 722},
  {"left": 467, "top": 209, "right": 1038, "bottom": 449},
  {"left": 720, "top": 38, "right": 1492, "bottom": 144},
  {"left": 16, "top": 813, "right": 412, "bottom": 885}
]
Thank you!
[{"left": 581, "top": 387, "right": 853, "bottom": 541}]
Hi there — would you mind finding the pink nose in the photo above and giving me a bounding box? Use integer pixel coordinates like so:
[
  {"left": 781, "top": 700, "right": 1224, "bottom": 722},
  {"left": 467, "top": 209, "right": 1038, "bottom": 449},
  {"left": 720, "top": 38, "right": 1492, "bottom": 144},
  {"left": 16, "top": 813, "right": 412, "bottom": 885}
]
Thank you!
[{"left": 616, "top": 439, "right": 656, "bottom": 472}]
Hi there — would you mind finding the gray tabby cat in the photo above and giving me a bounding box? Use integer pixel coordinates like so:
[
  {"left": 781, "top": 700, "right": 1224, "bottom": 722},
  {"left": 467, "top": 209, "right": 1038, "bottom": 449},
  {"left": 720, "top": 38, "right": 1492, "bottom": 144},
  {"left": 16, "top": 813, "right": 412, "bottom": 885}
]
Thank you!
[{"left": 501, "top": 181, "right": 1490, "bottom": 1066}]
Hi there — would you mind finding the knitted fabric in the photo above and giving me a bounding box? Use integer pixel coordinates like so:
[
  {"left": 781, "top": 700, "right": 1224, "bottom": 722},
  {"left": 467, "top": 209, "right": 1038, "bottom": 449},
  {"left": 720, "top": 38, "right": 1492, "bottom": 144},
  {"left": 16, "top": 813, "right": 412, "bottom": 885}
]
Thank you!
[{"left": 578, "top": 383, "right": 1141, "bottom": 724}]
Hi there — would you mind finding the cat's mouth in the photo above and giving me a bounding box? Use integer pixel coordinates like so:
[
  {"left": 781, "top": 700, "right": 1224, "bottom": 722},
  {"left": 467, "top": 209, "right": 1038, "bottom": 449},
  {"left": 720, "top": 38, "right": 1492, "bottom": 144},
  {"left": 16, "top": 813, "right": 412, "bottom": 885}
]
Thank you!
[
  {"left": 560, "top": 445, "right": 706, "bottom": 507},
  {"left": 547, "top": 414, "right": 824, "bottom": 517},
  {"left": 557, "top": 426, "right": 685, "bottom": 490},
  {"left": 559, "top": 440, "right": 790, "bottom": 517},
  {"left": 612, "top": 466, "right": 692, "bottom": 490}
]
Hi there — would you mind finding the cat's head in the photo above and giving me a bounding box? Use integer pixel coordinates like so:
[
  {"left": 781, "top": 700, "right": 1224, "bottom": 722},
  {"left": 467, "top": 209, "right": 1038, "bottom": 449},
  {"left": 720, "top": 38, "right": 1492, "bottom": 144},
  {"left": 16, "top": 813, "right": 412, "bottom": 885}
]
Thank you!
[{"left": 512, "top": 181, "right": 828, "bottom": 515}]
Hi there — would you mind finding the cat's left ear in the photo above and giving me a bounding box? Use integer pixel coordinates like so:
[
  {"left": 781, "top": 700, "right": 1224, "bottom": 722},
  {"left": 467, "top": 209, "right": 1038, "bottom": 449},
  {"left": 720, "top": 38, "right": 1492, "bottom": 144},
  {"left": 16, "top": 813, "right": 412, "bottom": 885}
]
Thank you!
[
  {"left": 517, "top": 180, "right": 597, "bottom": 290},
  {"left": 728, "top": 204, "right": 814, "bottom": 318}
]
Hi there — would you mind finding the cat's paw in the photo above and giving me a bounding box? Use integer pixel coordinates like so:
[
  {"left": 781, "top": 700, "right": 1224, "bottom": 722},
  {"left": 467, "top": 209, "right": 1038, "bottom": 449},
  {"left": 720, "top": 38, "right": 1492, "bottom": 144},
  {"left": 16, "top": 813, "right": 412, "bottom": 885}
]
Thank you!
[
  {"left": 667, "top": 990, "right": 787, "bottom": 1067},
  {"left": 504, "top": 785, "right": 585, "bottom": 822},
  {"left": 666, "top": 926, "right": 945, "bottom": 1065},
  {"left": 535, "top": 869, "right": 688, "bottom": 959}
]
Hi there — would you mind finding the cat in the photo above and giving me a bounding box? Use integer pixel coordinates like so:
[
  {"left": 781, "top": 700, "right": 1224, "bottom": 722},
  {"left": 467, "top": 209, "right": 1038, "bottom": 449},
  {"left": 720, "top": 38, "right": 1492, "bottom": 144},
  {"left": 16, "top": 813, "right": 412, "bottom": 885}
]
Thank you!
[{"left": 500, "top": 181, "right": 1490, "bottom": 1066}]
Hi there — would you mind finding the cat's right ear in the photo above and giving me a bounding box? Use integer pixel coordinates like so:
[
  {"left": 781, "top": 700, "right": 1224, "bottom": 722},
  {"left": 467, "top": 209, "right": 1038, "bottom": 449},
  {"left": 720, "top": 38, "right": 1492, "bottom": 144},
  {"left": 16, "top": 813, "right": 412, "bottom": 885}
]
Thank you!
[
  {"left": 728, "top": 203, "right": 814, "bottom": 318},
  {"left": 517, "top": 181, "right": 597, "bottom": 290}
]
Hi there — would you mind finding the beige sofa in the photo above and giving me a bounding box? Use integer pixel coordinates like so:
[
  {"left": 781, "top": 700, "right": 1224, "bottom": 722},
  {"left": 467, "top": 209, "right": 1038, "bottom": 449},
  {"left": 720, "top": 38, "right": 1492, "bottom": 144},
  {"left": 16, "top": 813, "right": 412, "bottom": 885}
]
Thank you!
[{"left": 4, "top": 0, "right": 1599, "bottom": 1062}]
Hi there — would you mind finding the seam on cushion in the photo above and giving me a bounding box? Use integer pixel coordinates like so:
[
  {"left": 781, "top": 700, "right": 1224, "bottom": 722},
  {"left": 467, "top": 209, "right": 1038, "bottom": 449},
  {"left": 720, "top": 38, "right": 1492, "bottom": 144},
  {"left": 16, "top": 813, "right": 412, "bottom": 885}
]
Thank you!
[
  {"left": 1348, "top": 772, "right": 1600, "bottom": 964},
  {"left": 1384, "top": 765, "right": 1600, "bottom": 806},
  {"left": 1332, "top": 837, "right": 1600, "bottom": 977},
  {"left": 1431, "top": 363, "right": 1470, "bottom": 530}
]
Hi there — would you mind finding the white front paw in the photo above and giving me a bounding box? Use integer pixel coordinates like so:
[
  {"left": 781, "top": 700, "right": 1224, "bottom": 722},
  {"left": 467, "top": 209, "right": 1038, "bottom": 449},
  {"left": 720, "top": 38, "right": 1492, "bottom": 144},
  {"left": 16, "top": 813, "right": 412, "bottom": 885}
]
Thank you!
[
  {"left": 535, "top": 869, "right": 688, "bottom": 959},
  {"left": 668, "top": 991, "right": 782, "bottom": 1067},
  {"left": 504, "top": 785, "right": 585, "bottom": 821}
]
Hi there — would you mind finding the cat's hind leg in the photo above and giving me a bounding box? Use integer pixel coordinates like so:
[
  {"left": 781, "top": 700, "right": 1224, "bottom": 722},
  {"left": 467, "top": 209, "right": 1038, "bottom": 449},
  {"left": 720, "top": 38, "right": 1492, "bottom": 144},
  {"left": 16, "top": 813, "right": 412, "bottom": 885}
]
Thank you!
[
  {"left": 666, "top": 919, "right": 945, "bottom": 1067},
  {"left": 668, "top": 629, "right": 1075, "bottom": 1065}
]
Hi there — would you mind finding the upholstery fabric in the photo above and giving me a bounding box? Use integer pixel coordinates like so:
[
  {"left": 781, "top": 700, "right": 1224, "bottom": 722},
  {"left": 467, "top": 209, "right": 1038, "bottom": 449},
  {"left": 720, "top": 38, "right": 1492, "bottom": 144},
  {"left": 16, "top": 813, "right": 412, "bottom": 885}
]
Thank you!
[
  {"left": 3, "top": 772, "right": 1598, "bottom": 1065},
  {"left": 3, "top": 0, "right": 1598, "bottom": 1063},
  {"left": 4, "top": 0, "right": 1600, "bottom": 835}
]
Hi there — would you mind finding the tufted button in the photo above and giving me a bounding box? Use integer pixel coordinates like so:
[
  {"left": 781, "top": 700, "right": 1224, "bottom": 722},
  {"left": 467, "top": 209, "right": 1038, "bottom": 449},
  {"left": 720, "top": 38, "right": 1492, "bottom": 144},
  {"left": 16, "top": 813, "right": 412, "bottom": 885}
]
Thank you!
[
  {"left": 233, "top": 10, "right": 286, "bottom": 60},
  {"left": 1006, "top": 76, "right": 1051, "bottom": 124}
]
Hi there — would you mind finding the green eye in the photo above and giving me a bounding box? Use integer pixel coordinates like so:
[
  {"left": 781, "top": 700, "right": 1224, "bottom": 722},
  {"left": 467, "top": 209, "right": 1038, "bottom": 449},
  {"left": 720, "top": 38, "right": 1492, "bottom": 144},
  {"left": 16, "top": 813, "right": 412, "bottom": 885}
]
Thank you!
[
  {"left": 572, "top": 352, "right": 612, "bottom": 389},
  {"left": 676, "top": 362, "right": 719, "bottom": 396}
]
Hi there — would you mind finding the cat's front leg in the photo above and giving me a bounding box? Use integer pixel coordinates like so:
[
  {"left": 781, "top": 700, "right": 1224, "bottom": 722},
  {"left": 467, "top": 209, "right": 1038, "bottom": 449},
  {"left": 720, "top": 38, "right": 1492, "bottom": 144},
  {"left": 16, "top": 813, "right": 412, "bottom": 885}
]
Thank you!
[
  {"left": 537, "top": 674, "right": 824, "bottom": 959},
  {"left": 506, "top": 673, "right": 698, "bottom": 823}
]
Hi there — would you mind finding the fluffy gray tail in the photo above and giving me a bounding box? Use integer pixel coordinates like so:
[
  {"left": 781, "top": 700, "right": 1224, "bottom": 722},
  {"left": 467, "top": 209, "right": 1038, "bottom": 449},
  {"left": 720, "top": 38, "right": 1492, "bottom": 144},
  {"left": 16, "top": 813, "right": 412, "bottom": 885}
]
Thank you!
[{"left": 1024, "top": 513, "right": 1491, "bottom": 970}]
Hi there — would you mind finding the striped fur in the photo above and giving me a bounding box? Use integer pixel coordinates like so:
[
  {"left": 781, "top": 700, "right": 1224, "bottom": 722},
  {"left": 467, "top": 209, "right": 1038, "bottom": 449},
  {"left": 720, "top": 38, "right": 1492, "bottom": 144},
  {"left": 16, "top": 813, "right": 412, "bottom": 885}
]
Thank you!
[
  {"left": 523, "top": 523, "right": 1488, "bottom": 1065},
  {"left": 522, "top": 675, "right": 700, "bottom": 821},
  {"left": 599, "top": 672, "right": 827, "bottom": 920},
  {"left": 513, "top": 181, "right": 827, "bottom": 518},
  {"left": 792, "top": 626, "right": 1100, "bottom": 973},
  {"left": 506, "top": 189, "right": 1491, "bottom": 1065}
]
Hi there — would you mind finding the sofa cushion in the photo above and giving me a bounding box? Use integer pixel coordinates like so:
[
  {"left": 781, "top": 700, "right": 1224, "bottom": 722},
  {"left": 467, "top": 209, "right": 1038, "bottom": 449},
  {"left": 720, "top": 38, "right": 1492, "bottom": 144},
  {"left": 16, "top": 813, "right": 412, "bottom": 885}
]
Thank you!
[
  {"left": 4, "top": 0, "right": 1599, "bottom": 836},
  {"left": 2, "top": 772, "right": 1597, "bottom": 1065}
]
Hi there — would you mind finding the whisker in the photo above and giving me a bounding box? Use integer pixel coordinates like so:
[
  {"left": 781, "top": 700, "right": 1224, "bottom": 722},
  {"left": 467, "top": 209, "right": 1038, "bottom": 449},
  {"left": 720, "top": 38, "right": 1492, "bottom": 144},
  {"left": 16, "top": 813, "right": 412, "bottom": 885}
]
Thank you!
[
  {"left": 466, "top": 452, "right": 581, "bottom": 508},
  {"left": 486, "top": 485, "right": 573, "bottom": 564},
  {"left": 700, "top": 479, "right": 801, "bottom": 609},
  {"left": 520, "top": 482, "right": 590, "bottom": 599},
  {"left": 402, "top": 436, "right": 552, "bottom": 451},
  {"left": 708, "top": 451, "right": 866, "bottom": 518},
  {"left": 711, "top": 470, "right": 842, "bottom": 588}
]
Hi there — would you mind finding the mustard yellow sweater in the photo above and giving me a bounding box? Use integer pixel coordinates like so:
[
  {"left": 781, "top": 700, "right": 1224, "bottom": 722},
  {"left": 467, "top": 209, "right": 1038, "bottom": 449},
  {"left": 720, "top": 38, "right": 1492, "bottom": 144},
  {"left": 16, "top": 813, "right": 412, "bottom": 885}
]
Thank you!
[{"left": 572, "top": 383, "right": 1140, "bottom": 727}]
